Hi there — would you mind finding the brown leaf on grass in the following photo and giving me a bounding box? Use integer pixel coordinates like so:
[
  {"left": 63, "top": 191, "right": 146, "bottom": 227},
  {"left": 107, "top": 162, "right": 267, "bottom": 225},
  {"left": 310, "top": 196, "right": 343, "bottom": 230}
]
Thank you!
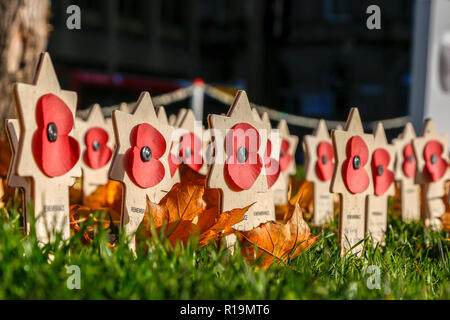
[
  {"left": 198, "top": 205, "right": 251, "bottom": 246},
  {"left": 237, "top": 201, "right": 318, "bottom": 269},
  {"left": 144, "top": 177, "right": 209, "bottom": 247},
  {"left": 276, "top": 179, "right": 314, "bottom": 222},
  {"left": 143, "top": 168, "right": 245, "bottom": 247}
]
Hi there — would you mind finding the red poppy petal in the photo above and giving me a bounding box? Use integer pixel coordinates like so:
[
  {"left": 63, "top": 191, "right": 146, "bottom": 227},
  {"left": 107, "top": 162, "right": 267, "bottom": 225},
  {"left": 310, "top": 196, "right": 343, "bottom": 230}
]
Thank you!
[
  {"left": 315, "top": 141, "right": 335, "bottom": 181},
  {"left": 402, "top": 143, "right": 416, "bottom": 178},
  {"left": 130, "top": 123, "right": 166, "bottom": 159},
  {"left": 342, "top": 136, "right": 370, "bottom": 194},
  {"left": 180, "top": 133, "right": 204, "bottom": 172},
  {"left": 169, "top": 153, "right": 180, "bottom": 177},
  {"left": 125, "top": 147, "right": 165, "bottom": 188},
  {"left": 265, "top": 158, "right": 281, "bottom": 189},
  {"left": 424, "top": 140, "right": 447, "bottom": 181},
  {"left": 372, "top": 148, "right": 394, "bottom": 196},
  {"left": 33, "top": 132, "right": 80, "bottom": 177},
  {"left": 279, "top": 139, "right": 292, "bottom": 172},
  {"left": 225, "top": 154, "right": 263, "bottom": 190},
  {"left": 226, "top": 123, "right": 261, "bottom": 158},
  {"left": 32, "top": 95, "right": 80, "bottom": 177},
  {"left": 83, "top": 127, "right": 112, "bottom": 169},
  {"left": 36, "top": 94, "right": 73, "bottom": 135}
]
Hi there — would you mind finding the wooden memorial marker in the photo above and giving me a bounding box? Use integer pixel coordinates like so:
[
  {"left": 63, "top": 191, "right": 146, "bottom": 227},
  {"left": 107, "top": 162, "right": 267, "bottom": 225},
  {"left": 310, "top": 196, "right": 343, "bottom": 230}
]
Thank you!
[
  {"left": 272, "top": 119, "right": 299, "bottom": 205},
  {"left": 13, "top": 52, "right": 81, "bottom": 243},
  {"left": 331, "top": 108, "right": 374, "bottom": 256},
  {"left": 392, "top": 123, "right": 421, "bottom": 221},
  {"left": 5, "top": 119, "right": 32, "bottom": 232},
  {"left": 109, "top": 92, "right": 173, "bottom": 251},
  {"left": 207, "top": 91, "right": 270, "bottom": 247},
  {"left": 365, "top": 122, "right": 396, "bottom": 245},
  {"left": 76, "top": 104, "right": 114, "bottom": 198},
  {"left": 412, "top": 119, "right": 449, "bottom": 229},
  {"left": 251, "top": 109, "right": 279, "bottom": 225},
  {"left": 303, "top": 119, "right": 335, "bottom": 225}
]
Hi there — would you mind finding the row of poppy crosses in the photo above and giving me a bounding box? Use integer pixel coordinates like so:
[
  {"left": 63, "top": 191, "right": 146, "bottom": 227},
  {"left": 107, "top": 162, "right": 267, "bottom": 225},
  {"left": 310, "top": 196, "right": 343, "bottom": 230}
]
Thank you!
[
  {"left": 5, "top": 53, "right": 299, "bottom": 251},
  {"left": 305, "top": 115, "right": 449, "bottom": 256},
  {"left": 6, "top": 53, "right": 450, "bottom": 256}
]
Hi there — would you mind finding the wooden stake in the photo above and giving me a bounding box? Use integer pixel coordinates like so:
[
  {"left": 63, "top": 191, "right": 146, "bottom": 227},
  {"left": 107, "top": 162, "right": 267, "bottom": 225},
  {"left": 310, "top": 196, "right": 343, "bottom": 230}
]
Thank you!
[
  {"left": 13, "top": 52, "right": 81, "bottom": 243},
  {"left": 273, "top": 119, "right": 299, "bottom": 205},
  {"left": 109, "top": 92, "right": 173, "bottom": 251},
  {"left": 365, "top": 122, "right": 395, "bottom": 246},
  {"left": 5, "top": 119, "right": 32, "bottom": 232},
  {"left": 75, "top": 104, "right": 115, "bottom": 198},
  {"left": 207, "top": 91, "right": 269, "bottom": 247},
  {"left": 412, "top": 119, "right": 449, "bottom": 229},
  {"left": 392, "top": 123, "right": 421, "bottom": 221},
  {"left": 303, "top": 119, "right": 335, "bottom": 225},
  {"left": 331, "top": 108, "right": 374, "bottom": 256}
]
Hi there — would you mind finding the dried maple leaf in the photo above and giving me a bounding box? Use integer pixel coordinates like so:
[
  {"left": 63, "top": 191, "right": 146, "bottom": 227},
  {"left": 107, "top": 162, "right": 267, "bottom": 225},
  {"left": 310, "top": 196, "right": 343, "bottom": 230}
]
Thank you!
[
  {"left": 237, "top": 201, "right": 318, "bottom": 269},
  {"left": 276, "top": 179, "right": 314, "bottom": 222},
  {"left": 143, "top": 167, "right": 245, "bottom": 248},
  {"left": 198, "top": 205, "right": 251, "bottom": 247},
  {"left": 83, "top": 180, "right": 122, "bottom": 219},
  {"left": 69, "top": 178, "right": 83, "bottom": 205},
  {"left": 144, "top": 175, "right": 209, "bottom": 247}
]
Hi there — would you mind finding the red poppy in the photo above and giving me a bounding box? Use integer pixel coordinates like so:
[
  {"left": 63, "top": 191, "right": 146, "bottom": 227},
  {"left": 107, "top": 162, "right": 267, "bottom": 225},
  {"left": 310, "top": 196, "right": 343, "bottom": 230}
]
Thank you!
[
  {"left": 125, "top": 123, "right": 166, "bottom": 188},
  {"left": 179, "top": 132, "right": 203, "bottom": 172},
  {"left": 342, "top": 136, "right": 370, "bottom": 194},
  {"left": 263, "top": 139, "right": 281, "bottom": 189},
  {"left": 168, "top": 152, "right": 181, "bottom": 177},
  {"left": 83, "top": 127, "right": 112, "bottom": 169},
  {"left": 371, "top": 148, "right": 394, "bottom": 196},
  {"left": 315, "top": 141, "right": 334, "bottom": 181},
  {"left": 279, "top": 139, "right": 292, "bottom": 172},
  {"left": 402, "top": 143, "right": 416, "bottom": 178},
  {"left": 225, "top": 123, "right": 263, "bottom": 190},
  {"left": 32, "top": 93, "right": 80, "bottom": 177},
  {"left": 423, "top": 140, "right": 447, "bottom": 182}
]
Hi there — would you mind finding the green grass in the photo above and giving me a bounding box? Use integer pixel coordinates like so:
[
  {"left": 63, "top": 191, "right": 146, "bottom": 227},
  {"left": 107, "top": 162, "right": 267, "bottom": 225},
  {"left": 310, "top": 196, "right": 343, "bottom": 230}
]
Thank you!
[{"left": 0, "top": 192, "right": 449, "bottom": 300}]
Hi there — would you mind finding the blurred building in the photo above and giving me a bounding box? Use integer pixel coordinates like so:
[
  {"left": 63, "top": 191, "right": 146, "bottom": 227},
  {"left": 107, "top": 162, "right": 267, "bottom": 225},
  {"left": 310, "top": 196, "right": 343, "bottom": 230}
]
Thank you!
[{"left": 48, "top": 0, "right": 413, "bottom": 158}]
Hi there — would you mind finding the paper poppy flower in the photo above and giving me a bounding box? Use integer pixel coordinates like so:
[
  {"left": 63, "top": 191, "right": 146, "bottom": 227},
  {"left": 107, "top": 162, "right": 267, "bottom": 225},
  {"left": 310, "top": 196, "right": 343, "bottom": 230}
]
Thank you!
[
  {"left": 279, "top": 139, "right": 293, "bottom": 172},
  {"left": 168, "top": 152, "right": 181, "bottom": 177},
  {"left": 315, "top": 141, "right": 334, "bottom": 181},
  {"left": 263, "top": 139, "right": 281, "bottom": 189},
  {"left": 32, "top": 93, "right": 80, "bottom": 177},
  {"left": 371, "top": 148, "right": 394, "bottom": 196},
  {"left": 225, "top": 123, "right": 263, "bottom": 190},
  {"left": 83, "top": 127, "right": 112, "bottom": 169},
  {"left": 423, "top": 140, "right": 447, "bottom": 182},
  {"left": 179, "top": 132, "right": 203, "bottom": 172},
  {"left": 125, "top": 123, "right": 166, "bottom": 188},
  {"left": 402, "top": 143, "right": 416, "bottom": 178},
  {"left": 342, "top": 136, "right": 370, "bottom": 194}
]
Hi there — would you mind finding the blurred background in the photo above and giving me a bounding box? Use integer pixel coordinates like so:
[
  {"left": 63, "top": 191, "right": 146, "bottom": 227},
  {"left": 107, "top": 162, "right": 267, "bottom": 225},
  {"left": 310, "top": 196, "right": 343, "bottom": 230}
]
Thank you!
[{"left": 1, "top": 0, "right": 448, "bottom": 163}]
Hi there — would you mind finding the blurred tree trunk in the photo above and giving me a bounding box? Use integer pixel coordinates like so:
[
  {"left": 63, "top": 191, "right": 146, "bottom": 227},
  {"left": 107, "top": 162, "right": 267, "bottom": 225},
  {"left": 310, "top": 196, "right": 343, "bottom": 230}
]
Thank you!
[{"left": 0, "top": 0, "right": 50, "bottom": 134}]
